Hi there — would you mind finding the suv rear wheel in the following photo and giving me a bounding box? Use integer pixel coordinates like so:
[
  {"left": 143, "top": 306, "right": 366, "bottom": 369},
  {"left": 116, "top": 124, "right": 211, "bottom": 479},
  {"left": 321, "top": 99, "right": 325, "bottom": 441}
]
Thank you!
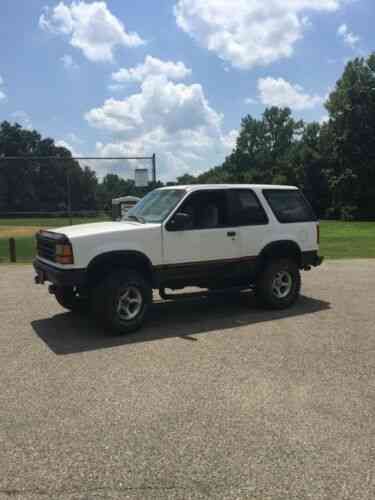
[
  {"left": 93, "top": 270, "right": 152, "bottom": 335},
  {"left": 256, "top": 258, "right": 301, "bottom": 309}
]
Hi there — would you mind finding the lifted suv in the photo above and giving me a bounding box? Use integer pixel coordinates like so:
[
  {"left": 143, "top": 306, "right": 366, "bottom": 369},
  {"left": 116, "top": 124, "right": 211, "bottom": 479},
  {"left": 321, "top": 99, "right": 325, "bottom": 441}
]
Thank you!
[{"left": 34, "top": 185, "right": 323, "bottom": 335}]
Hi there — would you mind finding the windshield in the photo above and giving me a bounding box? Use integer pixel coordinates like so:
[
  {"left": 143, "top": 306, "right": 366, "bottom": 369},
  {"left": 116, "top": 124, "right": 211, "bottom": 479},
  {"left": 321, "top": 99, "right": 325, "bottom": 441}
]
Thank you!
[{"left": 127, "top": 189, "right": 186, "bottom": 223}]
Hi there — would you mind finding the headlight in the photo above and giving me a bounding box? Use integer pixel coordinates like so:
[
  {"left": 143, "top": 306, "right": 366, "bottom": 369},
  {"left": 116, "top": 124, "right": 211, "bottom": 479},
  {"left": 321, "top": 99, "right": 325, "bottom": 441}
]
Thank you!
[
  {"left": 37, "top": 231, "right": 74, "bottom": 264},
  {"left": 55, "top": 243, "right": 74, "bottom": 265}
]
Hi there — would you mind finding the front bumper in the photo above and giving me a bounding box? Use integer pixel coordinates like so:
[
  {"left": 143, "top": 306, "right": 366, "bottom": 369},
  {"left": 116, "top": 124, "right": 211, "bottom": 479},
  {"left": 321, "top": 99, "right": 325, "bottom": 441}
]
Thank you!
[
  {"left": 301, "top": 251, "right": 324, "bottom": 269},
  {"left": 33, "top": 258, "right": 86, "bottom": 287}
]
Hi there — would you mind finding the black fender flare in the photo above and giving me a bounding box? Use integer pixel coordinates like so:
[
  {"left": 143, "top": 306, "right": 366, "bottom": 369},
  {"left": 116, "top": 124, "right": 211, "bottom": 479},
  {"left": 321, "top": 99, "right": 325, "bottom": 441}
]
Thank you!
[
  {"left": 87, "top": 250, "right": 155, "bottom": 286},
  {"left": 256, "top": 240, "right": 303, "bottom": 271}
]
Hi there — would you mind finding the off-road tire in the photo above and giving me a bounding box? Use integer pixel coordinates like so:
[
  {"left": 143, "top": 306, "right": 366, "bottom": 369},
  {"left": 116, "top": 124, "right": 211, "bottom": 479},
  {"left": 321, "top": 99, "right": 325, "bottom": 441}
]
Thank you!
[
  {"left": 54, "top": 287, "right": 89, "bottom": 313},
  {"left": 255, "top": 258, "right": 301, "bottom": 310},
  {"left": 93, "top": 270, "right": 152, "bottom": 335}
]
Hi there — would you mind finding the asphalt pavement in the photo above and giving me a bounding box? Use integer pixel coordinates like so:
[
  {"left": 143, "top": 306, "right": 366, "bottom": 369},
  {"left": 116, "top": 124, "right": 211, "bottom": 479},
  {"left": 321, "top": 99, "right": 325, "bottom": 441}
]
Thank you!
[{"left": 0, "top": 261, "right": 374, "bottom": 499}]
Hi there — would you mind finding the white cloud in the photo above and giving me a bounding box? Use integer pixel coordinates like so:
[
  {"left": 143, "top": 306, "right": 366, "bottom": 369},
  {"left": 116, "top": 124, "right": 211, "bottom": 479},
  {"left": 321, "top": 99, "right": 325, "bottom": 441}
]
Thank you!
[
  {"left": 258, "top": 77, "right": 323, "bottom": 110},
  {"left": 319, "top": 114, "right": 329, "bottom": 125},
  {"left": 245, "top": 97, "right": 257, "bottom": 105},
  {"left": 40, "top": 1, "right": 145, "bottom": 62},
  {"left": 107, "top": 83, "right": 126, "bottom": 92},
  {"left": 67, "top": 132, "right": 84, "bottom": 144},
  {"left": 86, "top": 75, "right": 222, "bottom": 134},
  {"left": 93, "top": 128, "right": 237, "bottom": 181},
  {"left": 61, "top": 54, "right": 78, "bottom": 70},
  {"left": 112, "top": 56, "right": 192, "bottom": 84},
  {"left": 56, "top": 139, "right": 81, "bottom": 158},
  {"left": 85, "top": 74, "right": 235, "bottom": 180},
  {"left": 174, "top": 0, "right": 345, "bottom": 69},
  {"left": 56, "top": 138, "right": 98, "bottom": 170},
  {"left": 337, "top": 24, "right": 360, "bottom": 48},
  {"left": 11, "top": 111, "right": 33, "bottom": 130},
  {"left": 222, "top": 129, "right": 238, "bottom": 151},
  {"left": 56, "top": 139, "right": 74, "bottom": 150},
  {"left": 0, "top": 75, "right": 6, "bottom": 102}
]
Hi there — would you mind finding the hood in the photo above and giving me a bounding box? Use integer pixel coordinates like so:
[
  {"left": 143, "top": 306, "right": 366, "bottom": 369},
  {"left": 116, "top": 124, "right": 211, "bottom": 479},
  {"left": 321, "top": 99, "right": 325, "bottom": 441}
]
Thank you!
[{"left": 50, "top": 221, "right": 158, "bottom": 240}]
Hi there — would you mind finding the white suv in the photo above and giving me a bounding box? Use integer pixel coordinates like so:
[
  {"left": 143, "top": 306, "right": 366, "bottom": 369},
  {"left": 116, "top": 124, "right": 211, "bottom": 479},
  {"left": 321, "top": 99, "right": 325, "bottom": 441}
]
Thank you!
[{"left": 34, "top": 185, "right": 323, "bottom": 334}]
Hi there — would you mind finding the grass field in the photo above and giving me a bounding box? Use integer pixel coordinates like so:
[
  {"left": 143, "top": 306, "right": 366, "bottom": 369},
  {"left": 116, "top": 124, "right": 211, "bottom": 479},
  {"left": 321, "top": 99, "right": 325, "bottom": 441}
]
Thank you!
[
  {"left": 320, "top": 221, "right": 375, "bottom": 259},
  {"left": 0, "top": 217, "right": 108, "bottom": 263},
  {"left": 0, "top": 218, "right": 374, "bottom": 262}
]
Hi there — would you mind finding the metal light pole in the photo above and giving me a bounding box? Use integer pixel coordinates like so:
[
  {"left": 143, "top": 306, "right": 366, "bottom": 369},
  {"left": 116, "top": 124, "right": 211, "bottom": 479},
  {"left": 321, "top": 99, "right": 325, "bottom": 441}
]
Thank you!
[{"left": 152, "top": 153, "right": 157, "bottom": 183}]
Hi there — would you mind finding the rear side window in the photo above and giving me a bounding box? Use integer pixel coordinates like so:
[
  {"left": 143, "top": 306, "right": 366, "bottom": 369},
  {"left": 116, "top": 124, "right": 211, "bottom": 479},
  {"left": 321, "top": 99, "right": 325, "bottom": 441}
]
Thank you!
[
  {"left": 263, "top": 189, "right": 317, "bottom": 223},
  {"left": 227, "top": 190, "right": 268, "bottom": 226}
]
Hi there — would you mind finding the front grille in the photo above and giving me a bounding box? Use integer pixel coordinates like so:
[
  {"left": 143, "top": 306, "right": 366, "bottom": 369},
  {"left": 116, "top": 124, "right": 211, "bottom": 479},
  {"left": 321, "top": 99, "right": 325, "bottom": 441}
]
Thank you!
[{"left": 36, "top": 233, "right": 56, "bottom": 261}]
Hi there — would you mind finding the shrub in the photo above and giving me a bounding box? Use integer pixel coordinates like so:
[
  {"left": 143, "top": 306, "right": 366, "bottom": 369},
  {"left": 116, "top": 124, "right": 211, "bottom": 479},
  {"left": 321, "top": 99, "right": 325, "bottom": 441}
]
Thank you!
[{"left": 340, "top": 206, "right": 357, "bottom": 221}]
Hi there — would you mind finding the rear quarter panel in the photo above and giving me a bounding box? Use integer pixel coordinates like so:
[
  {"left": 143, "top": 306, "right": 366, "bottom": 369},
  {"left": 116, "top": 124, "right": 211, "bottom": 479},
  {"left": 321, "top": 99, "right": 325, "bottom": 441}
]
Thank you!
[
  {"left": 270, "top": 221, "right": 319, "bottom": 252},
  {"left": 255, "top": 189, "right": 319, "bottom": 253}
]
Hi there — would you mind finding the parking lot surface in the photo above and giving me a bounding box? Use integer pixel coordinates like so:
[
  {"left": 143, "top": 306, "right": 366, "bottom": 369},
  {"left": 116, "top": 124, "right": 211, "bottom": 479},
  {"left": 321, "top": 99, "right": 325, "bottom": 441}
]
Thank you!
[{"left": 0, "top": 261, "right": 374, "bottom": 499}]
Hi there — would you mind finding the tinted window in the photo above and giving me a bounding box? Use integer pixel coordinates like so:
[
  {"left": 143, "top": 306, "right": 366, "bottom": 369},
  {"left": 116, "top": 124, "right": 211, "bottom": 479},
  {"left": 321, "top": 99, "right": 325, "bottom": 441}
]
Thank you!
[
  {"left": 228, "top": 190, "right": 268, "bottom": 226},
  {"left": 263, "top": 189, "right": 317, "bottom": 223},
  {"left": 173, "top": 190, "right": 228, "bottom": 230}
]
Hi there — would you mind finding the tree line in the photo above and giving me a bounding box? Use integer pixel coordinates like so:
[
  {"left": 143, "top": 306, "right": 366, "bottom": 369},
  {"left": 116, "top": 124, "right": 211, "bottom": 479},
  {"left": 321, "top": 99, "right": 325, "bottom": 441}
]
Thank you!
[
  {"left": 1, "top": 53, "right": 375, "bottom": 219},
  {"left": 0, "top": 123, "right": 159, "bottom": 214},
  {"left": 177, "top": 53, "right": 375, "bottom": 220},
  {"left": 0, "top": 123, "right": 97, "bottom": 213}
]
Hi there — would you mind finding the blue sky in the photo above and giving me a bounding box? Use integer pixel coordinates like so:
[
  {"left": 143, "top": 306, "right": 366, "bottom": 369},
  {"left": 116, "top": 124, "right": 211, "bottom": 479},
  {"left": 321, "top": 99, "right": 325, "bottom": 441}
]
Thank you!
[{"left": 0, "top": 0, "right": 373, "bottom": 180}]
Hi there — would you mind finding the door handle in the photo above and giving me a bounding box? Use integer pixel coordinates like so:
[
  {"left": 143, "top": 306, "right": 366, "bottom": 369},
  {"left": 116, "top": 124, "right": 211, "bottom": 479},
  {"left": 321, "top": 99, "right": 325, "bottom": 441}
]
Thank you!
[{"left": 227, "top": 231, "right": 236, "bottom": 237}]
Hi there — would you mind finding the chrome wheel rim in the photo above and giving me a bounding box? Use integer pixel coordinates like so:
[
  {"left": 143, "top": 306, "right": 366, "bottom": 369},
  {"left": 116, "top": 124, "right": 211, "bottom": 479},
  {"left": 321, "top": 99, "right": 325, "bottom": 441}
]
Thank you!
[
  {"left": 117, "top": 286, "right": 143, "bottom": 321},
  {"left": 272, "top": 271, "right": 293, "bottom": 299}
]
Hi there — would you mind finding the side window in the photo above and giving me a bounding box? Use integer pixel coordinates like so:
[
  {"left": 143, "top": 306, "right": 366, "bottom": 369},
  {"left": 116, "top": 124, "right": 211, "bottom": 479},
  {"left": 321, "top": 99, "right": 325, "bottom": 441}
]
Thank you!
[
  {"left": 227, "top": 190, "right": 268, "bottom": 226},
  {"left": 176, "top": 190, "right": 228, "bottom": 230},
  {"left": 263, "top": 189, "right": 317, "bottom": 223}
]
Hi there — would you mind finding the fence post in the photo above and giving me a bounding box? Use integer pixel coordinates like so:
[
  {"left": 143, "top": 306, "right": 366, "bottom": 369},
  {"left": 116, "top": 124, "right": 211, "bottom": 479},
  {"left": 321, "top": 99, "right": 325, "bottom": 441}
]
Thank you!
[{"left": 9, "top": 238, "right": 16, "bottom": 263}]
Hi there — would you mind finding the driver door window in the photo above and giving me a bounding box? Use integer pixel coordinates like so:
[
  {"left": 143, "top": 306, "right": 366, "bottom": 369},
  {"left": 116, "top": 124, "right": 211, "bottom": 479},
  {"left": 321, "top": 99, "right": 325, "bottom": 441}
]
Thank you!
[
  {"left": 163, "top": 190, "right": 240, "bottom": 265},
  {"left": 176, "top": 190, "right": 227, "bottom": 230}
]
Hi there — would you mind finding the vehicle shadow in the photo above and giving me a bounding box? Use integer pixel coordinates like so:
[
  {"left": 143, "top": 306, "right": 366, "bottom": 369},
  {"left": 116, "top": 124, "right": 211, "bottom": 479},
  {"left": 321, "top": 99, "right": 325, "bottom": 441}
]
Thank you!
[{"left": 31, "top": 292, "right": 330, "bottom": 355}]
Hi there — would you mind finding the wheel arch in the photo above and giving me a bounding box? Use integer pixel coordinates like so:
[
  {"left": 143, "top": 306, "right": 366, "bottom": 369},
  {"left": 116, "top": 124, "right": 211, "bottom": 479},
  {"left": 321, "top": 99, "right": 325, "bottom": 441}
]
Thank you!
[
  {"left": 257, "top": 240, "right": 302, "bottom": 272},
  {"left": 87, "top": 251, "right": 155, "bottom": 287}
]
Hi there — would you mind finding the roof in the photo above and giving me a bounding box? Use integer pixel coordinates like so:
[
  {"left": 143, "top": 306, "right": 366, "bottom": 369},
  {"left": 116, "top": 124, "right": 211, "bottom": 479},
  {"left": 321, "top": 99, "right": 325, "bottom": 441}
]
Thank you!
[{"left": 159, "top": 184, "right": 298, "bottom": 192}]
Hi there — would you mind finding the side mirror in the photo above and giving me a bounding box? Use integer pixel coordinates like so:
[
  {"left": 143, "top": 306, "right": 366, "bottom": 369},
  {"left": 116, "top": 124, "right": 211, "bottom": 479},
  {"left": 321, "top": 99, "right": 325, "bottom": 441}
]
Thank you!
[{"left": 168, "top": 212, "right": 192, "bottom": 231}]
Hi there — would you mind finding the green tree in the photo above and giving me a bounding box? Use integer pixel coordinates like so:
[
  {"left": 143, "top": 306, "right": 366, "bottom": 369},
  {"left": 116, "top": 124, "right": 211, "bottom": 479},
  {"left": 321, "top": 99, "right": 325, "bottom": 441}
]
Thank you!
[
  {"left": 209, "top": 107, "right": 303, "bottom": 185},
  {"left": 282, "top": 123, "right": 331, "bottom": 216},
  {"left": 0, "top": 121, "right": 98, "bottom": 212},
  {"left": 96, "top": 173, "right": 163, "bottom": 212},
  {"left": 176, "top": 173, "right": 198, "bottom": 185},
  {"left": 325, "top": 54, "right": 375, "bottom": 218}
]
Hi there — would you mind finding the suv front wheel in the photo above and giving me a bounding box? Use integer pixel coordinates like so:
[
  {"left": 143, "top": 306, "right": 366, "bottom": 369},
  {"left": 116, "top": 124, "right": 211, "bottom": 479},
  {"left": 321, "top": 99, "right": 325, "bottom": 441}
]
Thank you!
[
  {"left": 256, "top": 258, "right": 301, "bottom": 310},
  {"left": 54, "top": 286, "right": 89, "bottom": 313},
  {"left": 93, "top": 270, "right": 152, "bottom": 335}
]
